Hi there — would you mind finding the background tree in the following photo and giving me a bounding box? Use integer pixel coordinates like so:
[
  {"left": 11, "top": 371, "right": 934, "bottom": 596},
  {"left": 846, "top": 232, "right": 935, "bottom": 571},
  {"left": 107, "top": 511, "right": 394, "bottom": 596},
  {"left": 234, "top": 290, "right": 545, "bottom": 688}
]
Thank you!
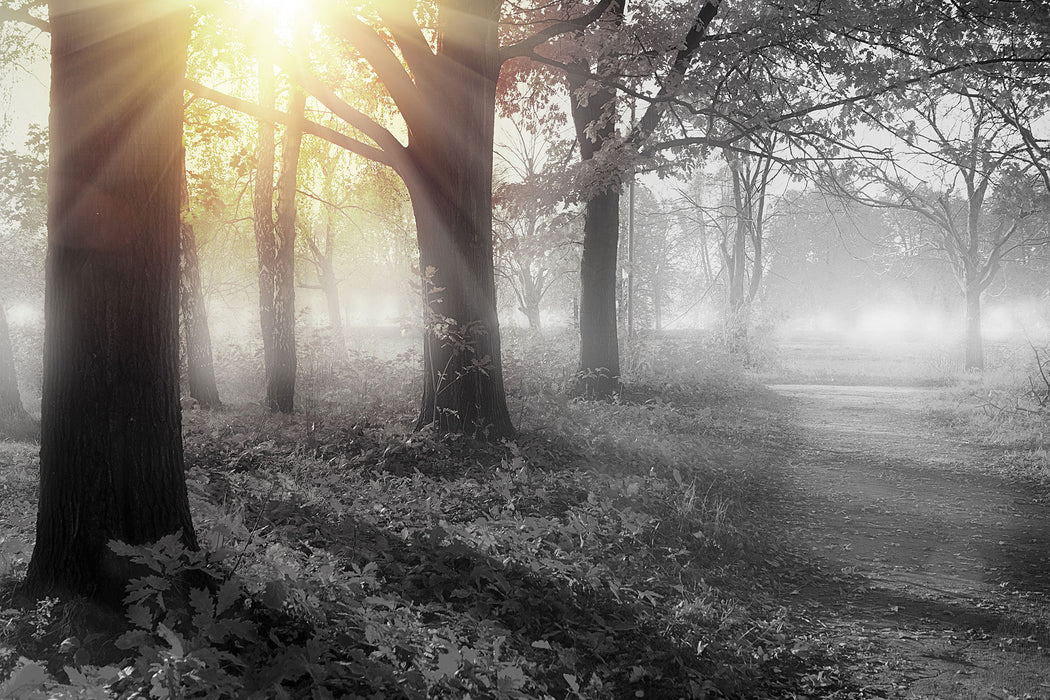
[
  {"left": 24, "top": 0, "right": 197, "bottom": 602},
  {"left": 0, "top": 128, "right": 46, "bottom": 435},
  {"left": 180, "top": 155, "right": 221, "bottom": 408},
  {"left": 492, "top": 117, "right": 575, "bottom": 330},
  {"left": 0, "top": 302, "right": 32, "bottom": 438},
  {"left": 826, "top": 86, "right": 1050, "bottom": 369}
]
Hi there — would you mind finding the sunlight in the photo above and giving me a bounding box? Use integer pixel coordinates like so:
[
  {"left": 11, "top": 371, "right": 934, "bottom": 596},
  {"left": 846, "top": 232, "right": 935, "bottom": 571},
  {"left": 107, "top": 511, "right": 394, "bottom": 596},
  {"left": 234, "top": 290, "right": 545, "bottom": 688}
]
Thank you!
[{"left": 240, "top": 0, "right": 308, "bottom": 43}]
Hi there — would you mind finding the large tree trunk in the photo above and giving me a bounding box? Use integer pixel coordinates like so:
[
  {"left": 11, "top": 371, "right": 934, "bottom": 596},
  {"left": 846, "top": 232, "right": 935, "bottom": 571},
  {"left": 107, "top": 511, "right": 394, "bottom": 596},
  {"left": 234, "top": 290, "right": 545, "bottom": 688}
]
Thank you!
[
  {"left": 404, "top": 1, "right": 513, "bottom": 439},
  {"left": 25, "top": 0, "right": 197, "bottom": 603},
  {"left": 964, "top": 283, "right": 984, "bottom": 371},
  {"left": 576, "top": 188, "right": 622, "bottom": 397},
  {"left": 254, "top": 54, "right": 277, "bottom": 406},
  {"left": 569, "top": 68, "right": 622, "bottom": 398},
  {"left": 0, "top": 302, "right": 33, "bottom": 436},
  {"left": 268, "top": 88, "right": 306, "bottom": 413}
]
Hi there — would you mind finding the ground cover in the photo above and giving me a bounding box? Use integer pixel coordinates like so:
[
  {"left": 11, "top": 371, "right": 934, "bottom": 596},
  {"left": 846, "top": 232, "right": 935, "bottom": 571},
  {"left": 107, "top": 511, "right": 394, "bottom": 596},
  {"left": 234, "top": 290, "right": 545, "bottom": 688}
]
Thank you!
[
  {"left": 0, "top": 331, "right": 862, "bottom": 699},
  {"left": 2, "top": 331, "right": 1050, "bottom": 698}
]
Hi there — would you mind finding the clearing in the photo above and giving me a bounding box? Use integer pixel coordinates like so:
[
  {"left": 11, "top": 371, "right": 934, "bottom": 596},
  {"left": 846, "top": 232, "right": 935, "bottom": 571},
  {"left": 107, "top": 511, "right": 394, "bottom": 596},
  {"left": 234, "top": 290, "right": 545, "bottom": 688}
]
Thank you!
[{"left": 772, "top": 382, "right": 1050, "bottom": 699}]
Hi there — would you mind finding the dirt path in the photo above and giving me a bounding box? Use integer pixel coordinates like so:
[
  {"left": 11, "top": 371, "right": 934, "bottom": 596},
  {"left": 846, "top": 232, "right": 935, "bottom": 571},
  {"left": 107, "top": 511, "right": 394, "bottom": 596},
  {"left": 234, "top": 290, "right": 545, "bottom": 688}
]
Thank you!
[{"left": 772, "top": 384, "right": 1050, "bottom": 699}]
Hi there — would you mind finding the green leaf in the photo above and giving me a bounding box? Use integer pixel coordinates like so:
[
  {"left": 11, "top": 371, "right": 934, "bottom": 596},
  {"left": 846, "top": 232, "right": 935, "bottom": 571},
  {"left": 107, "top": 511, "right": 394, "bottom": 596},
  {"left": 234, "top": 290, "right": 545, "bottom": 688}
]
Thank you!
[
  {"left": 156, "top": 623, "right": 185, "bottom": 658},
  {"left": 0, "top": 660, "right": 49, "bottom": 696},
  {"left": 127, "top": 603, "right": 153, "bottom": 630}
]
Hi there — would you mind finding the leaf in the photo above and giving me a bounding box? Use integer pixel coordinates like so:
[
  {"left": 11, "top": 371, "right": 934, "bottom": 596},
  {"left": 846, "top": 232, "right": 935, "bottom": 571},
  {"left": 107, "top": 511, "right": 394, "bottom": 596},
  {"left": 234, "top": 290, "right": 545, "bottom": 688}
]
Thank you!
[
  {"left": 260, "top": 580, "right": 287, "bottom": 609},
  {"left": 436, "top": 649, "right": 460, "bottom": 678},
  {"left": 564, "top": 673, "right": 580, "bottom": 693},
  {"left": 127, "top": 603, "right": 153, "bottom": 630},
  {"left": 0, "top": 660, "right": 49, "bottom": 696},
  {"left": 215, "top": 578, "right": 240, "bottom": 615},
  {"left": 530, "top": 640, "right": 552, "bottom": 650},
  {"left": 156, "top": 623, "right": 185, "bottom": 658},
  {"left": 189, "top": 587, "right": 214, "bottom": 629}
]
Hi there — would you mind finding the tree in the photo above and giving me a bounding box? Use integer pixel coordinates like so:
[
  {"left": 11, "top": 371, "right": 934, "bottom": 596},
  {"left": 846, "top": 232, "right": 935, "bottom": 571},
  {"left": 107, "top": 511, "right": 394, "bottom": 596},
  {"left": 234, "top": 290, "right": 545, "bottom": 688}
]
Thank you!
[
  {"left": 24, "top": 0, "right": 197, "bottom": 602},
  {"left": 826, "top": 87, "right": 1049, "bottom": 369},
  {"left": 180, "top": 157, "right": 221, "bottom": 409},
  {"left": 269, "top": 82, "right": 306, "bottom": 413},
  {"left": 274, "top": 0, "right": 615, "bottom": 437},
  {"left": 546, "top": 0, "right": 720, "bottom": 396},
  {"left": 299, "top": 143, "right": 350, "bottom": 361},
  {"left": 565, "top": 0, "right": 624, "bottom": 396},
  {"left": 492, "top": 117, "right": 575, "bottom": 330},
  {"left": 676, "top": 136, "right": 783, "bottom": 356},
  {"left": 253, "top": 50, "right": 281, "bottom": 409},
  {"left": 0, "top": 301, "right": 33, "bottom": 438}
]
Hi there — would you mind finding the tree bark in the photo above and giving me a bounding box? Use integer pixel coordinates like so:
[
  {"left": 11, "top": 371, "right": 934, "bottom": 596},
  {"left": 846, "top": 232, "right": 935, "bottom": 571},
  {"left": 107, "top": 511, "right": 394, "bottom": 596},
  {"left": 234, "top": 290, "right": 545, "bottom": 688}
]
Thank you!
[
  {"left": 0, "top": 301, "right": 32, "bottom": 432},
  {"left": 268, "top": 87, "right": 306, "bottom": 413},
  {"left": 179, "top": 161, "right": 220, "bottom": 409},
  {"left": 25, "top": 0, "right": 197, "bottom": 603},
  {"left": 404, "top": 1, "right": 514, "bottom": 439},
  {"left": 519, "top": 273, "right": 543, "bottom": 330},
  {"left": 319, "top": 256, "right": 347, "bottom": 360},
  {"left": 254, "top": 53, "right": 277, "bottom": 406},
  {"left": 569, "top": 70, "right": 622, "bottom": 398},
  {"left": 179, "top": 219, "right": 221, "bottom": 409},
  {"left": 964, "top": 282, "right": 984, "bottom": 371},
  {"left": 316, "top": 171, "right": 348, "bottom": 361}
]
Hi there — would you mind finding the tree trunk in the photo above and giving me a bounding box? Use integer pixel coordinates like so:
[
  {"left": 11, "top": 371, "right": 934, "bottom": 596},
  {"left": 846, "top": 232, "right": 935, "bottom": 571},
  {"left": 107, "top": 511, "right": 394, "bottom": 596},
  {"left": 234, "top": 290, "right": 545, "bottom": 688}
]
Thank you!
[
  {"left": 569, "top": 64, "right": 622, "bottom": 398},
  {"left": 180, "top": 220, "right": 221, "bottom": 409},
  {"left": 318, "top": 195, "right": 347, "bottom": 361},
  {"left": 576, "top": 188, "right": 622, "bottom": 397},
  {"left": 319, "top": 257, "right": 347, "bottom": 361},
  {"left": 0, "top": 301, "right": 32, "bottom": 435},
  {"left": 179, "top": 161, "right": 221, "bottom": 410},
  {"left": 965, "top": 283, "right": 984, "bottom": 371},
  {"left": 404, "top": 1, "right": 513, "bottom": 439},
  {"left": 254, "top": 54, "right": 277, "bottom": 406},
  {"left": 268, "top": 87, "right": 306, "bottom": 413},
  {"left": 25, "top": 0, "right": 197, "bottom": 603},
  {"left": 520, "top": 272, "right": 542, "bottom": 330}
]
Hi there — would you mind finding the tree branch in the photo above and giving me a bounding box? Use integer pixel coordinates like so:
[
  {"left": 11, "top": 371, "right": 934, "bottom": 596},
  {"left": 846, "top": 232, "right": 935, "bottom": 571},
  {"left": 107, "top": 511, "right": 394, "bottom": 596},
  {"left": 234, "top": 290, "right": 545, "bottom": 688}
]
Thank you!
[
  {"left": 0, "top": 5, "right": 49, "bottom": 32},
  {"left": 500, "top": 0, "right": 618, "bottom": 62},
  {"left": 312, "top": 1, "right": 427, "bottom": 127},
  {"left": 183, "top": 79, "right": 396, "bottom": 169}
]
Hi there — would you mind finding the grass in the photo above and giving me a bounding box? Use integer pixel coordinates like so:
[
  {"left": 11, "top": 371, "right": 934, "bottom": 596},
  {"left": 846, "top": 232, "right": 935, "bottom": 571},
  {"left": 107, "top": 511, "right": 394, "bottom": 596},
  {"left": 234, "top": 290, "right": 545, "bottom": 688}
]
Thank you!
[{"left": 0, "top": 328, "right": 885, "bottom": 698}]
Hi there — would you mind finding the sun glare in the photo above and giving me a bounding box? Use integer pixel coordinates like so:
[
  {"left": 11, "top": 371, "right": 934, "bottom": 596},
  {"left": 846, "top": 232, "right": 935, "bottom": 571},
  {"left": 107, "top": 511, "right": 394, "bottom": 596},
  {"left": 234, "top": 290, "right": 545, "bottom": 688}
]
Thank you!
[{"left": 242, "top": 0, "right": 309, "bottom": 43}]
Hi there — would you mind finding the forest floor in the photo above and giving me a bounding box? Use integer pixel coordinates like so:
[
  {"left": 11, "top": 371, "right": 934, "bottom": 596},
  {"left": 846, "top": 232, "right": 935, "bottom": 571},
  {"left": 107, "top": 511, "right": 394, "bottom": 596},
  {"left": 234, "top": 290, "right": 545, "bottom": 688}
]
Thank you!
[
  {"left": 3, "top": 331, "right": 1050, "bottom": 698},
  {"left": 765, "top": 381, "right": 1050, "bottom": 699}
]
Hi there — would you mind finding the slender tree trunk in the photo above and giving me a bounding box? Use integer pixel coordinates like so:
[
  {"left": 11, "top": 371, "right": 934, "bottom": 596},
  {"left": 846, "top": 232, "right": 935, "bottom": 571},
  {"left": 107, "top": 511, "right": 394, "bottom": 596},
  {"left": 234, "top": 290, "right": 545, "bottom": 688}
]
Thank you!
[
  {"left": 404, "top": 1, "right": 513, "bottom": 439},
  {"left": 0, "top": 302, "right": 32, "bottom": 431},
  {"left": 965, "top": 283, "right": 984, "bottom": 371},
  {"left": 520, "top": 272, "right": 542, "bottom": 330},
  {"left": 254, "top": 53, "right": 277, "bottom": 405},
  {"left": 319, "top": 258, "right": 347, "bottom": 360},
  {"left": 179, "top": 220, "right": 221, "bottom": 409},
  {"left": 179, "top": 165, "right": 220, "bottom": 409},
  {"left": 268, "top": 87, "right": 306, "bottom": 413},
  {"left": 25, "top": 0, "right": 197, "bottom": 603},
  {"left": 316, "top": 188, "right": 347, "bottom": 360}
]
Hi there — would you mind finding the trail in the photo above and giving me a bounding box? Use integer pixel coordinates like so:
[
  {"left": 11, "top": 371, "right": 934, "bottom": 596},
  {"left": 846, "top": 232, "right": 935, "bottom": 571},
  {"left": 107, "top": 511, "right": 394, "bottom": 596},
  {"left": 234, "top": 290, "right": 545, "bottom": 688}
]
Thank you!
[{"left": 773, "top": 384, "right": 1050, "bottom": 699}]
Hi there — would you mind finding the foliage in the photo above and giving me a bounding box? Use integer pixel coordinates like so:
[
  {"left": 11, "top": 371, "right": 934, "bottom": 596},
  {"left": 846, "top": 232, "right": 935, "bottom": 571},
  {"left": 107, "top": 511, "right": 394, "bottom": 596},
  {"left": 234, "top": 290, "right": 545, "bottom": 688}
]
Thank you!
[{"left": 0, "top": 331, "right": 865, "bottom": 699}]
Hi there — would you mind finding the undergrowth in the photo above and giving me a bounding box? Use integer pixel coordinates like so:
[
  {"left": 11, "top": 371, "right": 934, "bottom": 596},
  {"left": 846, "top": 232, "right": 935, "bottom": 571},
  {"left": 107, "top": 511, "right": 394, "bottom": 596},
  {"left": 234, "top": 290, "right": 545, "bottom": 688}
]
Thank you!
[{"left": 0, "top": 330, "right": 861, "bottom": 698}]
